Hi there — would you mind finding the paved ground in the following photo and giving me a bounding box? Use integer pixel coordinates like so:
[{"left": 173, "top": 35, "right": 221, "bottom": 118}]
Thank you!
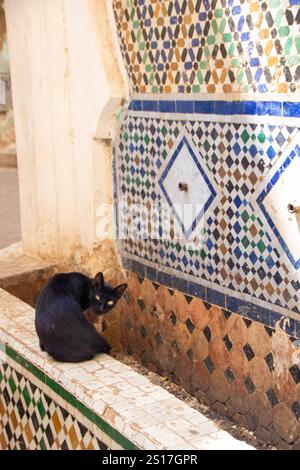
[{"left": 0, "top": 168, "right": 21, "bottom": 249}]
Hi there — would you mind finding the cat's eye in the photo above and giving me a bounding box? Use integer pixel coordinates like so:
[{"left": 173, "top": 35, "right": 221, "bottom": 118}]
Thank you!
[
  {"left": 107, "top": 300, "right": 114, "bottom": 306},
  {"left": 95, "top": 295, "right": 101, "bottom": 301}
]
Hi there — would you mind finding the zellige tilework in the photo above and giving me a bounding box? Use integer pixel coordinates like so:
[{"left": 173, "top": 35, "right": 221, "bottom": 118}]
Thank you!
[
  {"left": 115, "top": 103, "right": 300, "bottom": 331},
  {"left": 113, "top": 0, "right": 300, "bottom": 94},
  {"left": 0, "top": 362, "right": 108, "bottom": 450},
  {"left": 121, "top": 272, "right": 300, "bottom": 449}
]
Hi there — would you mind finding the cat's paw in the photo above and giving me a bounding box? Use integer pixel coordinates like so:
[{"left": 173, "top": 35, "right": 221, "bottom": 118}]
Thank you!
[
  {"left": 99, "top": 337, "right": 111, "bottom": 354},
  {"left": 101, "top": 340, "right": 111, "bottom": 355}
]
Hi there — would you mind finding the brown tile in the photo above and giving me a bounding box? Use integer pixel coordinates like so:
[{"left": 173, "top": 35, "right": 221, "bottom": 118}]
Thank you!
[
  {"left": 9, "top": 409, "right": 18, "bottom": 430},
  {"left": 52, "top": 410, "right": 62, "bottom": 434},
  {"left": 272, "top": 368, "right": 297, "bottom": 404},
  {"left": 189, "top": 298, "right": 210, "bottom": 330},
  {"left": 228, "top": 316, "right": 249, "bottom": 349},
  {"left": 174, "top": 351, "right": 193, "bottom": 390},
  {"left": 248, "top": 321, "right": 271, "bottom": 358},
  {"left": 209, "top": 337, "right": 230, "bottom": 371},
  {"left": 190, "top": 328, "right": 209, "bottom": 362},
  {"left": 140, "top": 278, "right": 158, "bottom": 312},
  {"left": 160, "top": 310, "right": 176, "bottom": 343},
  {"left": 249, "top": 357, "right": 272, "bottom": 392},
  {"left": 271, "top": 329, "right": 294, "bottom": 365},
  {"left": 24, "top": 422, "right": 33, "bottom": 444},
  {"left": 155, "top": 284, "right": 172, "bottom": 314},
  {"left": 232, "top": 413, "right": 248, "bottom": 428},
  {"left": 248, "top": 390, "right": 273, "bottom": 429},
  {"left": 212, "top": 401, "right": 227, "bottom": 416},
  {"left": 207, "top": 369, "right": 231, "bottom": 403},
  {"left": 171, "top": 290, "right": 190, "bottom": 323},
  {"left": 208, "top": 305, "right": 228, "bottom": 338},
  {"left": 69, "top": 424, "right": 79, "bottom": 449},
  {"left": 0, "top": 432, "right": 7, "bottom": 449},
  {"left": 174, "top": 321, "right": 191, "bottom": 351},
  {"left": 273, "top": 403, "right": 299, "bottom": 444},
  {"left": 191, "top": 361, "right": 210, "bottom": 393},
  {"left": 227, "top": 379, "right": 251, "bottom": 415},
  {"left": 228, "top": 346, "right": 250, "bottom": 380},
  {"left": 255, "top": 425, "right": 272, "bottom": 442}
]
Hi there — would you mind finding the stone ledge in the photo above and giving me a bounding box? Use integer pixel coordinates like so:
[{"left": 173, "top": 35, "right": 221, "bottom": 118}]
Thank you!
[
  {"left": 0, "top": 288, "right": 254, "bottom": 450},
  {"left": 0, "top": 243, "right": 56, "bottom": 306}
]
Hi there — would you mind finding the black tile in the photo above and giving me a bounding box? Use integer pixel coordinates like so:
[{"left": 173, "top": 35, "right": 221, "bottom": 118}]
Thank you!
[
  {"left": 289, "top": 365, "right": 300, "bottom": 384},
  {"left": 187, "top": 348, "right": 193, "bottom": 361},
  {"left": 140, "top": 325, "right": 148, "bottom": 338},
  {"left": 155, "top": 332, "right": 163, "bottom": 347},
  {"left": 97, "top": 439, "right": 108, "bottom": 450},
  {"left": 243, "top": 343, "right": 255, "bottom": 361},
  {"left": 266, "top": 388, "right": 279, "bottom": 407},
  {"left": 3, "top": 388, "right": 10, "bottom": 406},
  {"left": 291, "top": 402, "right": 300, "bottom": 421},
  {"left": 60, "top": 407, "right": 69, "bottom": 420},
  {"left": 244, "top": 376, "right": 256, "bottom": 395},
  {"left": 204, "top": 356, "right": 214, "bottom": 375},
  {"left": 137, "top": 298, "right": 146, "bottom": 311},
  {"left": 170, "top": 310, "right": 177, "bottom": 326},
  {"left": 78, "top": 422, "right": 88, "bottom": 437},
  {"left": 5, "top": 423, "right": 13, "bottom": 441},
  {"left": 224, "top": 367, "right": 235, "bottom": 384},
  {"left": 243, "top": 318, "right": 252, "bottom": 328},
  {"left": 152, "top": 282, "right": 160, "bottom": 290},
  {"left": 124, "top": 291, "right": 131, "bottom": 305},
  {"left": 203, "top": 301, "right": 213, "bottom": 311},
  {"left": 264, "top": 352, "right": 274, "bottom": 372},
  {"left": 185, "top": 318, "right": 195, "bottom": 334},
  {"left": 45, "top": 423, "right": 54, "bottom": 447},
  {"left": 16, "top": 399, "right": 25, "bottom": 419},
  {"left": 184, "top": 294, "right": 193, "bottom": 304},
  {"left": 61, "top": 440, "right": 69, "bottom": 450},
  {"left": 44, "top": 394, "right": 52, "bottom": 406},
  {"left": 223, "top": 334, "right": 233, "bottom": 352},
  {"left": 31, "top": 411, "right": 40, "bottom": 433},
  {"left": 264, "top": 326, "right": 275, "bottom": 337},
  {"left": 223, "top": 310, "right": 232, "bottom": 320},
  {"left": 203, "top": 326, "right": 212, "bottom": 343}
]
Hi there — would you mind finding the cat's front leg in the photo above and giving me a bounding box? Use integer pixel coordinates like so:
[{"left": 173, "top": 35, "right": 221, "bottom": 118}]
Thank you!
[{"left": 97, "top": 335, "right": 111, "bottom": 355}]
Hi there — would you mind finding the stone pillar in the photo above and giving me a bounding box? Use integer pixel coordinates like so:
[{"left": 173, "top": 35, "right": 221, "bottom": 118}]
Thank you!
[{"left": 4, "top": 0, "right": 126, "bottom": 260}]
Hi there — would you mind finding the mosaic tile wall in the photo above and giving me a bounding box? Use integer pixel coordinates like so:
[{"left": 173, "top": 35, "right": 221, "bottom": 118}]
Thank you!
[
  {"left": 112, "top": 0, "right": 300, "bottom": 446},
  {"left": 121, "top": 272, "right": 300, "bottom": 449},
  {"left": 0, "top": 363, "right": 107, "bottom": 450},
  {"left": 113, "top": 0, "right": 300, "bottom": 95},
  {"left": 113, "top": 0, "right": 300, "bottom": 336},
  {"left": 0, "top": 344, "right": 136, "bottom": 450}
]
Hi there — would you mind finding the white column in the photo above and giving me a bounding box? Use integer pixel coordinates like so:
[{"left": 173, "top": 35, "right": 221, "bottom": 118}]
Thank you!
[{"left": 4, "top": 0, "right": 126, "bottom": 259}]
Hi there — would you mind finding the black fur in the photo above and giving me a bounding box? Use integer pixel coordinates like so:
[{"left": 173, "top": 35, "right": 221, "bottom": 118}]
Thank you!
[{"left": 35, "top": 272, "right": 127, "bottom": 363}]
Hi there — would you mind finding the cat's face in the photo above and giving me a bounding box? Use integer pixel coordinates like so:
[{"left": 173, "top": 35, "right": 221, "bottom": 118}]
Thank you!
[{"left": 89, "top": 272, "right": 127, "bottom": 315}]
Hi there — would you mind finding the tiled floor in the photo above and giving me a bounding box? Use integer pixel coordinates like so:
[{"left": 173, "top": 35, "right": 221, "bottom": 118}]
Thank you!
[{"left": 0, "top": 168, "right": 21, "bottom": 249}]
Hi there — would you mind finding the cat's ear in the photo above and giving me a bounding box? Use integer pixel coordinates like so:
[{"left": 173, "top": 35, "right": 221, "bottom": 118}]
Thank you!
[
  {"left": 92, "top": 272, "right": 104, "bottom": 288},
  {"left": 113, "top": 283, "right": 128, "bottom": 299}
]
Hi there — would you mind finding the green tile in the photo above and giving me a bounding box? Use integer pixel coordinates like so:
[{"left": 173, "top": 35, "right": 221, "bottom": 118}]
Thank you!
[
  {"left": 8, "top": 375, "right": 17, "bottom": 394},
  {"left": 37, "top": 398, "right": 46, "bottom": 419},
  {"left": 23, "top": 385, "right": 31, "bottom": 407}
]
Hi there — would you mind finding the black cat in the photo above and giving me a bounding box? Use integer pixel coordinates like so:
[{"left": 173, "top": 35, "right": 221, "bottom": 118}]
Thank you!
[{"left": 35, "top": 271, "right": 127, "bottom": 363}]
